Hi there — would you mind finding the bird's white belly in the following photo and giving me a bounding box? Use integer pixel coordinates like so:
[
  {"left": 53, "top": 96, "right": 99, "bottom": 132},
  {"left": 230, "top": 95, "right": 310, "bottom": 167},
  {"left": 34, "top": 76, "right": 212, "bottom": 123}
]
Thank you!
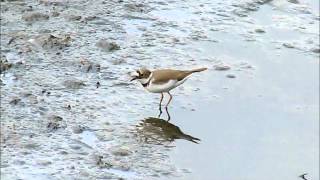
[{"left": 146, "top": 78, "right": 188, "bottom": 93}]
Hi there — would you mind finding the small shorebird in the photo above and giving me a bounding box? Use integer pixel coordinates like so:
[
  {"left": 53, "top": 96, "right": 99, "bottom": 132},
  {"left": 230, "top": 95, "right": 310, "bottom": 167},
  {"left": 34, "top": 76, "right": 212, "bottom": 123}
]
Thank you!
[{"left": 130, "top": 67, "right": 207, "bottom": 110}]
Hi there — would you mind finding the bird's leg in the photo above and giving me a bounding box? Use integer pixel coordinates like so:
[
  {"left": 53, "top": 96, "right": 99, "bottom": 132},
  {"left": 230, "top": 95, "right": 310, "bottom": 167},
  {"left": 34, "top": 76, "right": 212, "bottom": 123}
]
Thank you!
[
  {"left": 158, "top": 93, "right": 164, "bottom": 118},
  {"left": 159, "top": 93, "right": 164, "bottom": 108},
  {"left": 165, "top": 106, "right": 171, "bottom": 121},
  {"left": 165, "top": 92, "right": 173, "bottom": 108},
  {"left": 164, "top": 91, "right": 172, "bottom": 121}
]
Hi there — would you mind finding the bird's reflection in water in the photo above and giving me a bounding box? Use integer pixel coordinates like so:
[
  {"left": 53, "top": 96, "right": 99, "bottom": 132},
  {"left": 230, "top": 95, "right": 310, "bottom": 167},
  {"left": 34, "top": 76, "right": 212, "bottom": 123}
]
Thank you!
[{"left": 136, "top": 116, "right": 200, "bottom": 145}]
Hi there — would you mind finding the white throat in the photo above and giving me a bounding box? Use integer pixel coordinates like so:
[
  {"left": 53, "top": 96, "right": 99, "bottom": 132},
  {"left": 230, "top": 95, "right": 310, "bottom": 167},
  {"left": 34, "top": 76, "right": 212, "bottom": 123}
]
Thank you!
[
  {"left": 137, "top": 73, "right": 152, "bottom": 85},
  {"left": 137, "top": 78, "right": 148, "bottom": 84}
]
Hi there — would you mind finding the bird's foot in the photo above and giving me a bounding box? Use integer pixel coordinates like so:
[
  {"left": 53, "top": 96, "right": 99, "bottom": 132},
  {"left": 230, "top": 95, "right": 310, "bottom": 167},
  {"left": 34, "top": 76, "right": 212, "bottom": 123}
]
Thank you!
[
  {"left": 165, "top": 107, "right": 171, "bottom": 121},
  {"left": 158, "top": 106, "right": 162, "bottom": 118}
]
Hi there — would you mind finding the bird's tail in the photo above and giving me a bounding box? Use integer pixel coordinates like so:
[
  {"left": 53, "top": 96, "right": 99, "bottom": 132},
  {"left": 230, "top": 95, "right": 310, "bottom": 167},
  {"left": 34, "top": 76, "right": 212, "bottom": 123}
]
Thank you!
[{"left": 190, "top": 67, "right": 208, "bottom": 73}]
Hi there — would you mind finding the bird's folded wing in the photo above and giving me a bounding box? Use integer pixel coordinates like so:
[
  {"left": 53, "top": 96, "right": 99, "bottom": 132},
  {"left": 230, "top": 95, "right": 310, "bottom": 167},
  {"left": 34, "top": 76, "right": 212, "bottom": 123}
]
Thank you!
[{"left": 151, "top": 70, "right": 191, "bottom": 83}]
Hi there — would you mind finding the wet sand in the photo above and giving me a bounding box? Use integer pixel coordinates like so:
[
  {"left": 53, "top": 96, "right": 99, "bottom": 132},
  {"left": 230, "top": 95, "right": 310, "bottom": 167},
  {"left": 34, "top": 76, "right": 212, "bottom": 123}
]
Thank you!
[{"left": 1, "top": 0, "right": 319, "bottom": 179}]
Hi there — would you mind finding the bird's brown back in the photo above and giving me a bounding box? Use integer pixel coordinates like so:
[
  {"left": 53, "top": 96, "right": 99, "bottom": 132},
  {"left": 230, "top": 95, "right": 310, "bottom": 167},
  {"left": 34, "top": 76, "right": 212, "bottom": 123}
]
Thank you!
[{"left": 151, "top": 69, "right": 194, "bottom": 84}]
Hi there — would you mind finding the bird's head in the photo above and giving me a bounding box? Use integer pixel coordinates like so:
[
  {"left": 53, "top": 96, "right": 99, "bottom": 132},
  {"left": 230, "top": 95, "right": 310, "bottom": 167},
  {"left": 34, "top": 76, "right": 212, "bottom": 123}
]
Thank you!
[{"left": 130, "top": 68, "right": 151, "bottom": 84}]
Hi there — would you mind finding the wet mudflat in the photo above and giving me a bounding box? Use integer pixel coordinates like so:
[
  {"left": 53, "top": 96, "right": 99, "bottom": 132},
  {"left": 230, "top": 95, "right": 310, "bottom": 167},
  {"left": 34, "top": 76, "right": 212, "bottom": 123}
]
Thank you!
[{"left": 1, "top": 0, "right": 319, "bottom": 179}]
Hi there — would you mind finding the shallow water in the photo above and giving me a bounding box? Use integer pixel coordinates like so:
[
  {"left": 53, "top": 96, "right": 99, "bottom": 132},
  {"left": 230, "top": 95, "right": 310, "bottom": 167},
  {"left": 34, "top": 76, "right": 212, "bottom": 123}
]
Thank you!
[
  {"left": 139, "top": 1, "right": 319, "bottom": 180},
  {"left": 165, "top": 41, "right": 319, "bottom": 180},
  {"left": 1, "top": 0, "right": 319, "bottom": 179}
]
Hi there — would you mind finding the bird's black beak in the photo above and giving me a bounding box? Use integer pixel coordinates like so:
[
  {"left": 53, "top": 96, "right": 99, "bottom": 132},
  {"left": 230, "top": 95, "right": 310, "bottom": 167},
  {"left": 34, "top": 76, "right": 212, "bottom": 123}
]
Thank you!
[{"left": 130, "top": 76, "right": 138, "bottom": 81}]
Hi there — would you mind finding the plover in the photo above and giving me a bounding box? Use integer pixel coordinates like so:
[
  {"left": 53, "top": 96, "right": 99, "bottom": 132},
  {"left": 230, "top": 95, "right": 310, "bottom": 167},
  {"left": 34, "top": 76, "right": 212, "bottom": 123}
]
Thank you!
[{"left": 131, "top": 67, "right": 207, "bottom": 109}]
